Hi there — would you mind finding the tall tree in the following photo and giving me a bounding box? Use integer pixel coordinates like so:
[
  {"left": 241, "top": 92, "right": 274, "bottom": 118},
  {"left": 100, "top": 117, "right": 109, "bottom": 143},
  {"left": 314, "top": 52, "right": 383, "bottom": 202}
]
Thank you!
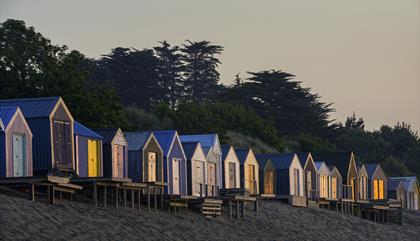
[
  {"left": 181, "top": 40, "right": 223, "bottom": 104},
  {"left": 153, "top": 41, "right": 184, "bottom": 109},
  {"left": 92, "top": 47, "right": 161, "bottom": 110}
]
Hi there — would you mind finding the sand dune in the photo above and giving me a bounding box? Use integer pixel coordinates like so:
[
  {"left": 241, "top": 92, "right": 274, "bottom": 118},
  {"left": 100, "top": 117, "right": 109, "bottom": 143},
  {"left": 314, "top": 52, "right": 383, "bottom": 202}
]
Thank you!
[{"left": 0, "top": 194, "right": 419, "bottom": 241}]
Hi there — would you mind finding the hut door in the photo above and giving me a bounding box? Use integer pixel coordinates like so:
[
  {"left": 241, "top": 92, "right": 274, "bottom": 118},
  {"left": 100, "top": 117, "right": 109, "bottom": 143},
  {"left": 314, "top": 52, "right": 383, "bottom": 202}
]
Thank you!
[
  {"left": 306, "top": 171, "right": 312, "bottom": 198},
  {"left": 13, "top": 134, "right": 25, "bottom": 177},
  {"left": 373, "top": 179, "right": 379, "bottom": 200},
  {"left": 88, "top": 140, "right": 99, "bottom": 177},
  {"left": 53, "top": 121, "right": 72, "bottom": 169},
  {"left": 228, "top": 162, "right": 236, "bottom": 188},
  {"left": 208, "top": 162, "right": 216, "bottom": 193},
  {"left": 379, "top": 180, "right": 384, "bottom": 199},
  {"left": 331, "top": 177, "right": 337, "bottom": 199},
  {"left": 172, "top": 158, "right": 180, "bottom": 194},
  {"left": 112, "top": 144, "right": 124, "bottom": 178},
  {"left": 148, "top": 152, "right": 156, "bottom": 182},
  {"left": 350, "top": 178, "right": 355, "bottom": 200},
  {"left": 193, "top": 161, "right": 205, "bottom": 196},
  {"left": 415, "top": 193, "right": 418, "bottom": 210},
  {"left": 320, "top": 175, "right": 328, "bottom": 198},
  {"left": 265, "top": 171, "right": 274, "bottom": 194},
  {"left": 247, "top": 164, "right": 256, "bottom": 193}
]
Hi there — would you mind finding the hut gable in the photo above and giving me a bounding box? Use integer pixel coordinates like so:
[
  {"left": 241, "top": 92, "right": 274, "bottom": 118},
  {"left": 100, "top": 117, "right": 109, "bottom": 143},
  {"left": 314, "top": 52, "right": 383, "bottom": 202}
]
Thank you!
[
  {"left": 220, "top": 145, "right": 241, "bottom": 189},
  {"left": 0, "top": 107, "right": 33, "bottom": 177},
  {"left": 312, "top": 152, "right": 358, "bottom": 185},
  {"left": 315, "top": 162, "right": 330, "bottom": 175},
  {"left": 364, "top": 164, "right": 387, "bottom": 200},
  {"left": 298, "top": 152, "right": 317, "bottom": 198},
  {"left": 236, "top": 148, "right": 260, "bottom": 194},
  {"left": 182, "top": 141, "right": 208, "bottom": 197}
]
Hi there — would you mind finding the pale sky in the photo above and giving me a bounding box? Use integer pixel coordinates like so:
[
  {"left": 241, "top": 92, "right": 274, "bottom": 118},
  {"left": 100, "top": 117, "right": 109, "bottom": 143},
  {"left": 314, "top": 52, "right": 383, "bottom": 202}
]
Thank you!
[{"left": 1, "top": 0, "right": 419, "bottom": 132}]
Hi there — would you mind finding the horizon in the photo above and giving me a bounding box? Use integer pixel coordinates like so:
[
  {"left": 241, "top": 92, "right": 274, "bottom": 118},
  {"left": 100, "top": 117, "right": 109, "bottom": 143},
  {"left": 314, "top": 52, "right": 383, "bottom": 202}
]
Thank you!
[{"left": 1, "top": 0, "right": 419, "bottom": 132}]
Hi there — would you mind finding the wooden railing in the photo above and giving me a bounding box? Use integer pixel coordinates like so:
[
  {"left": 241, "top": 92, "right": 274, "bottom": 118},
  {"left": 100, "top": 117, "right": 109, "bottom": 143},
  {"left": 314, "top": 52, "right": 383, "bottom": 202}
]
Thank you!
[
  {"left": 199, "top": 183, "right": 219, "bottom": 198},
  {"left": 342, "top": 185, "right": 353, "bottom": 201}
]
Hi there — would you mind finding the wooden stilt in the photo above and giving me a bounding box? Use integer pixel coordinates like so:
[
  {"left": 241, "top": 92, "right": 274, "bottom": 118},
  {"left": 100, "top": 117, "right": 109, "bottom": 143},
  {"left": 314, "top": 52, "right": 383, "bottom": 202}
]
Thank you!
[
  {"left": 138, "top": 189, "right": 141, "bottom": 210},
  {"left": 115, "top": 187, "right": 119, "bottom": 208},
  {"left": 229, "top": 199, "right": 232, "bottom": 219},
  {"left": 148, "top": 186, "right": 151, "bottom": 212},
  {"left": 93, "top": 183, "right": 98, "bottom": 207},
  {"left": 104, "top": 186, "right": 107, "bottom": 208},
  {"left": 242, "top": 202, "right": 246, "bottom": 217},
  {"left": 123, "top": 189, "right": 127, "bottom": 208},
  {"left": 31, "top": 183, "right": 35, "bottom": 202},
  {"left": 160, "top": 187, "right": 164, "bottom": 209},
  {"left": 236, "top": 201, "right": 239, "bottom": 220},
  {"left": 154, "top": 187, "right": 157, "bottom": 212},
  {"left": 131, "top": 189, "right": 134, "bottom": 209}
]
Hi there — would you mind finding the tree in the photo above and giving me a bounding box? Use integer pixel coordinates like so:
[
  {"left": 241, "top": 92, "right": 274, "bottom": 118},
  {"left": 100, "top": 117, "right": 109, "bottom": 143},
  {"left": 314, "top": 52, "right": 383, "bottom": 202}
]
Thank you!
[
  {"left": 153, "top": 41, "right": 184, "bottom": 109},
  {"left": 223, "top": 70, "right": 335, "bottom": 137},
  {"left": 181, "top": 40, "right": 223, "bottom": 104},
  {"left": 0, "top": 19, "right": 127, "bottom": 128},
  {"left": 92, "top": 47, "right": 161, "bottom": 110}
]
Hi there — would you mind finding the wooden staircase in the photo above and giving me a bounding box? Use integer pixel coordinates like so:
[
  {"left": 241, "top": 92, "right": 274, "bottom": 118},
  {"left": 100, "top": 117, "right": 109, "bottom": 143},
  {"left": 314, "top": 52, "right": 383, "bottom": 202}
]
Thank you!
[{"left": 200, "top": 198, "right": 223, "bottom": 218}]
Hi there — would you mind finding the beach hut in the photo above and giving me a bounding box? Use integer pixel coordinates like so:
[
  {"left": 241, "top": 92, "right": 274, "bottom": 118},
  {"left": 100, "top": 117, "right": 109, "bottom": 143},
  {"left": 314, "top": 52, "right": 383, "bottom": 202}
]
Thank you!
[
  {"left": 297, "top": 152, "right": 317, "bottom": 200},
  {"left": 315, "top": 162, "right": 331, "bottom": 199},
  {"left": 220, "top": 145, "right": 240, "bottom": 189},
  {"left": 255, "top": 156, "right": 276, "bottom": 196},
  {"left": 180, "top": 134, "right": 222, "bottom": 194},
  {"left": 181, "top": 141, "right": 208, "bottom": 197},
  {"left": 312, "top": 152, "right": 358, "bottom": 201},
  {"left": 328, "top": 166, "right": 343, "bottom": 200},
  {"left": 153, "top": 130, "right": 187, "bottom": 195},
  {"left": 0, "top": 107, "right": 33, "bottom": 177},
  {"left": 357, "top": 164, "right": 369, "bottom": 202},
  {"left": 125, "top": 132, "right": 163, "bottom": 183},
  {"left": 74, "top": 121, "right": 103, "bottom": 177},
  {"left": 236, "top": 148, "right": 260, "bottom": 194},
  {"left": 364, "top": 164, "right": 387, "bottom": 201},
  {"left": 387, "top": 179, "right": 405, "bottom": 206},
  {"left": 256, "top": 153, "right": 304, "bottom": 198},
  {"left": 389, "top": 177, "right": 419, "bottom": 210},
  {"left": 93, "top": 128, "right": 128, "bottom": 178},
  {"left": 0, "top": 97, "right": 74, "bottom": 175}
]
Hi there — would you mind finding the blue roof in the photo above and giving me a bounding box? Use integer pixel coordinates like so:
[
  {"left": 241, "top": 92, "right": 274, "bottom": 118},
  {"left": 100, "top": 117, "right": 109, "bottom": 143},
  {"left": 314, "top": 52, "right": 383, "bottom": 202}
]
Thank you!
[
  {"left": 256, "top": 153, "right": 296, "bottom": 170},
  {"left": 235, "top": 148, "right": 251, "bottom": 164},
  {"left": 296, "top": 152, "right": 310, "bottom": 167},
  {"left": 74, "top": 121, "right": 103, "bottom": 140},
  {"left": 0, "top": 106, "right": 19, "bottom": 128},
  {"left": 181, "top": 141, "right": 199, "bottom": 160},
  {"left": 221, "top": 145, "right": 231, "bottom": 161},
  {"left": 390, "top": 176, "right": 419, "bottom": 191},
  {"left": 0, "top": 97, "right": 60, "bottom": 118},
  {"left": 364, "top": 164, "right": 379, "bottom": 178},
  {"left": 180, "top": 134, "right": 217, "bottom": 154},
  {"left": 124, "top": 132, "right": 152, "bottom": 151},
  {"left": 388, "top": 179, "right": 403, "bottom": 191},
  {"left": 153, "top": 130, "right": 177, "bottom": 157},
  {"left": 314, "top": 162, "right": 324, "bottom": 171}
]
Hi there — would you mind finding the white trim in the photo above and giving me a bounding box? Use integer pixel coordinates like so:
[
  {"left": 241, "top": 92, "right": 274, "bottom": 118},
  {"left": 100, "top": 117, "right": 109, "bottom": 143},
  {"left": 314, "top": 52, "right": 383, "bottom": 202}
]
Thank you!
[{"left": 0, "top": 118, "right": 4, "bottom": 131}]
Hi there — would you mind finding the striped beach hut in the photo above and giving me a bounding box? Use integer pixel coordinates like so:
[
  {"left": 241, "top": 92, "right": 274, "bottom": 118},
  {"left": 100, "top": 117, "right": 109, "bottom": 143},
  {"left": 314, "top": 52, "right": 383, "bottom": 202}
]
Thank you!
[
  {"left": 93, "top": 128, "right": 128, "bottom": 178},
  {"left": 125, "top": 132, "right": 163, "bottom": 183},
  {"left": 297, "top": 152, "right": 317, "bottom": 199},
  {"left": 153, "top": 130, "right": 187, "bottom": 195},
  {"left": 74, "top": 121, "right": 103, "bottom": 177},
  {"left": 0, "top": 97, "right": 74, "bottom": 175},
  {"left": 236, "top": 148, "right": 260, "bottom": 194},
  {"left": 328, "top": 166, "right": 343, "bottom": 200},
  {"left": 256, "top": 153, "right": 304, "bottom": 198},
  {"left": 0, "top": 107, "right": 33, "bottom": 177},
  {"left": 312, "top": 152, "right": 358, "bottom": 201},
  {"left": 180, "top": 134, "right": 222, "bottom": 195},
  {"left": 220, "top": 145, "right": 240, "bottom": 189},
  {"left": 364, "top": 164, "right": 387, "bottom": 201},
  {"left": 182, "top": 141, "right": 208, "bottom": 197},
  {"left": 315, "top": 162, "right": 331, "bottom": 199},
  {"left": 255, "top": 156, "right": 276, "bottom": 196}
]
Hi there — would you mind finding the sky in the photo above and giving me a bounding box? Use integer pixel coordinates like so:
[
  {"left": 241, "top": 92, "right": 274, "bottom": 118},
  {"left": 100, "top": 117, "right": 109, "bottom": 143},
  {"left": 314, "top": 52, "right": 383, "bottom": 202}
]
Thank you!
[{"left": 1, "top": 0, "right": 419, "bottom": 132}]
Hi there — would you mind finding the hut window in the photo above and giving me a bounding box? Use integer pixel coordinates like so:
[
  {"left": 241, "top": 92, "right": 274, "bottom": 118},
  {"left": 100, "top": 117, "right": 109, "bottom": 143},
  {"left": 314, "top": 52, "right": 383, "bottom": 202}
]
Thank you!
[{"left": 373, "top": 179, "right": 379, "bottom": 199}]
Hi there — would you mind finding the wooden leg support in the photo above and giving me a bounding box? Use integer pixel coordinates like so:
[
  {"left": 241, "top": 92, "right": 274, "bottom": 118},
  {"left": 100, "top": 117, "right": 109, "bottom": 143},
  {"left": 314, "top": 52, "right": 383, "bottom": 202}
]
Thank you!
[
  {"left": 93, "top": 184, "right": 98, "bottom": 207},
  {"left": 115, "top": 187, "right": 118, "bottom": 209}
]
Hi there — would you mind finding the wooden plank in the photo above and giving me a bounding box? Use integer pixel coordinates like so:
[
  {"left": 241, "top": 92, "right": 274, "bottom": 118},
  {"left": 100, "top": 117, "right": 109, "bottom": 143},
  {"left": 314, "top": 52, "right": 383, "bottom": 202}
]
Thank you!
[
  {"left": 58, "top": 183, "right": 83, "bottom": 190},
  {"left": 53, "top": 186, "right": 75, "bottom": 194},
  {"left": 48, "top": 176, "right": 70, "bottom": 184}
]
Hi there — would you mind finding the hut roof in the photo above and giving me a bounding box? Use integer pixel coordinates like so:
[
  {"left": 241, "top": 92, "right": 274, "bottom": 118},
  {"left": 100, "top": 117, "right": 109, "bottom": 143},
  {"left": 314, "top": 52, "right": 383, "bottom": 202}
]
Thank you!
[
  {"left": 387, "top": 179, "right": 403, "bottom": 191},
  {"left": 296, "top": 152, "right": 310, "bottom": 167},
  {"left": 256, "top": 153, "right": 296, "bottom": 170},
  {"left": 0, "top": 97, "right": 60, "bottom": 118},
  {"left": 124, "top": 132, "right": 152, "bottom": 151},
  {"left": 153, "top": 130, "right": 177, "bottom": 157},
  {"left": 92, "top": 128, "right": 119, "bottom": 144},
  {"left": 314, "top": 162, "right": 323, "bottom": 171},
  {"left": 312, "top": 152, "right": 354, "bottom": 179},
  {"left": 74, "top": 121, "right": 103, "bottom": 140},
  {"left": 235, "top": 148, "right": 252, "bottom": 164},
  {"left": 364, "top": 164, "right": 379, "bottom": 178},
  {"left": 255, "top": 156, "right": 271, "bottom": 171},
  {"left": 180, "top": 134, "right": 218, "bottom": 155},
  {"left": 390, "top": 176, "right": 419, "bottom": 192},
  {"left": 220, "top": 145, "right": 231, "bottom": 161},
  {"left": 0, "top": 106, "right": 19, "bottom": 127},
  {"left": 181, "top": 141, "right": 199, "bottom": 160}
]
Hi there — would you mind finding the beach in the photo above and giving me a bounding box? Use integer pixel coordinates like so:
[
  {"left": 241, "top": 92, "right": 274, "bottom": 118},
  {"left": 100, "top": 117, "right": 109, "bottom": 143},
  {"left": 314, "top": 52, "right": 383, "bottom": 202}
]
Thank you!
[{"left": 0, "top": 194, "right": 419, "bottom": 241}]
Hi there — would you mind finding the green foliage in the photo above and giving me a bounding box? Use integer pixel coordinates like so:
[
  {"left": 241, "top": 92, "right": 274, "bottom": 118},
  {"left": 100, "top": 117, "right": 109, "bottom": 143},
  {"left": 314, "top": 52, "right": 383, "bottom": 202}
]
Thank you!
[{"left": 284, "top": 133, "right": 336, "bottom": 153}]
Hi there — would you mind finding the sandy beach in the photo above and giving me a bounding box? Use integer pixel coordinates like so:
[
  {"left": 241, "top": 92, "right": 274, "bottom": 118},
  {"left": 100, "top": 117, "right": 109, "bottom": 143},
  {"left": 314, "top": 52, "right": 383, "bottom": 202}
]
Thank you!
[{"left": 0, "top": 193, "right": 419, "bottom": 241}]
